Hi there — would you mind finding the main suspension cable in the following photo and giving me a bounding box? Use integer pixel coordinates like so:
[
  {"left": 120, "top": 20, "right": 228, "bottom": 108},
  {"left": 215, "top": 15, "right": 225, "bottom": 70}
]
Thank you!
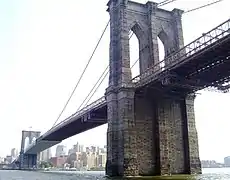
[
  {"left": 77, "top": 32, "right": 136, "bottom": 110},
  {"left": 77, "top": 66, "right": 109, "bottom": 111},
  {"left": 184, "top": 0, "right": 224, "bottom": 14},
  {"left": 52, "top": 20, "right": 110, "bottom": 127},
  {"left": 158, "top": 0, "right": 178, "bottom": 7},
  {"left": 81, "top": 56, "right": 140, "bottom": 108}
]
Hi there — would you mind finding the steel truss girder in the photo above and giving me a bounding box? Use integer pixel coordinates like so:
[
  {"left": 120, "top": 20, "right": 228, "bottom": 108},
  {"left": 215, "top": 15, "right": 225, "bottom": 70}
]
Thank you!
[{"left": 159, "top": 72, "right": 230, "bottom": 93}]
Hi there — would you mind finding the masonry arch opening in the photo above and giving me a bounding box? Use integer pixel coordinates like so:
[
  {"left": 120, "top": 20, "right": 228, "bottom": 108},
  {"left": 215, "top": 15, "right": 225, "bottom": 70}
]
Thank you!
[
  {"left": 24, "top": 137, "right": 30, "bottom": 151},
  {"left": 32, "top": 137, "right": 36, "bottom": 144},
  {"left": 129, "top": 30, "right": 140, "bottom": 79},
  {"left": 157, "top": 37, "right": 165, "bottom": 62},
  {"left": 157, "top": 37, "right": 166, "bottom": 71}
]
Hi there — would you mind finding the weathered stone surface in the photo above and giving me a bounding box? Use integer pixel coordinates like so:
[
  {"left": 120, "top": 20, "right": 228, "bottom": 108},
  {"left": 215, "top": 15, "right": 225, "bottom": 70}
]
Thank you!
[
  {"left": 135, "top": 93, "right": 156, "bottom": 175},
  {"left": 20, "top": 130, "right": 41, "bottom": 153},
  {"left": 155, "top": 94, "right": 202, "bottom": 175},
  {"left": 184, "top": 94, "right": 202, "bottom": 174},
  {"left": 19, "top": 130, "right": 40, "bottom": 169},
  {"left": 106, "top": 0, "right": 201, "bottom": 177},
  {"left": 157, "top": 97, "right": 186, "bottom": 175}
]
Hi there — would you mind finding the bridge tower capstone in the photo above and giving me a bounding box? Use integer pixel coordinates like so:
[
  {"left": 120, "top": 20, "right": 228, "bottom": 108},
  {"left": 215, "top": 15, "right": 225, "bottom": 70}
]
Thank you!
[{"left": 105, "top": 0, "right": 201, "bottom": 177}]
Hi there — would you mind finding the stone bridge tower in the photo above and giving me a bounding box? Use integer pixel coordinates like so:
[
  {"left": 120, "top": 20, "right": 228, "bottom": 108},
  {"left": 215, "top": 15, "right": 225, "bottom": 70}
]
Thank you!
[
  {"left": 105, "top": 0, "right": 201, "bottom": 177},
  {"left": 19, "top": 130, "right": 41, "bottom": 169},
  {"left": 20, "top": 130, "right": 41, "bottom": 153}
]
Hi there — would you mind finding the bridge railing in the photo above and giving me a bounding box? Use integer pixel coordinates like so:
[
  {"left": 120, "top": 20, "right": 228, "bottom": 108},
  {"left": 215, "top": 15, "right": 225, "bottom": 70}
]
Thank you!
[
  {"left": 132, "top": 18, "right": 230, "bottom": 86},
  {"left": 47, "top": 96, "right": 106, "bottom": 133}
]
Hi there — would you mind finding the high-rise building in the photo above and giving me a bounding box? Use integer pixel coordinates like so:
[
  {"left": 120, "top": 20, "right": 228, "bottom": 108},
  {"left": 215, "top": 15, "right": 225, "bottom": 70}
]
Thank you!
[
  {"left": 11, "top": 148, "right": 18, "bottom": 159},
  {"left": 73, "top": 143, "right": 80, "bottom": 152},
  {"left": 67, "top": 152, "right": 82, "bottom": 168},
  {"left": 224, "top": 156, "right": 230, "bottom": 167},
  {"left": 81, "top": 152, "right": 87, "bottom": 167},
  {"left": 40, "top": 148, "right": 52, "bottom": 162},
  {"left": 91, "top": 146, "right": 96, "bottom": 153},
  {"left": 86, "top": 147, "right": 90, "bottom": 153},
  {"left": 56, "top": 145, "right": 67, "bottom": 157},
  {"left": 79, "top": 145, "right": 84, "bottom": 152},
  {"left": 68, "top": 148, "right": 74, "bottom": 155},
  {"left": 68, "top": 143, "right": 84, "bottom": 155},
  {"left": 87, "top": 152, "right": 97, "bottom": 169},
  {"left": 50, "top": 156, "right": 68, "bottom": 168},
  {"left": 98, "top": 153, "right": 106, "bottom": 167}
]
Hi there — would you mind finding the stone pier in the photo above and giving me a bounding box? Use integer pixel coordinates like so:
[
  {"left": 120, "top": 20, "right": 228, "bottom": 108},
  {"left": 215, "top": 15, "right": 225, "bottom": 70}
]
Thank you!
[
  {"left": 19, "top": 130, "right": 40, "bottom": 170},
  {"left": 105, "top": 0, "right": 201, "bottom": 177}
]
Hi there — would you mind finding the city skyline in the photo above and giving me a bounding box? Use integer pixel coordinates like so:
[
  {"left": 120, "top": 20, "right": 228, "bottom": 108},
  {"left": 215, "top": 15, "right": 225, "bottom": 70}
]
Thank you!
[
  {"left": 2, "top": 142, "right": 230, "bottom": 164},
  {"left": 0, "top": 0, "right": 230, "bottom": 163}
]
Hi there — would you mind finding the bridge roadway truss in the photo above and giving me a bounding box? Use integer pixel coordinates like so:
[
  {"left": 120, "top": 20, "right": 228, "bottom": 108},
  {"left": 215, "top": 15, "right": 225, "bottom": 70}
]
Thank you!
[
  {"left": 19, "top": 0, "right": 230, "bottom": 176},
  {"left": 132, "top": 18, "right": 230, "bottom": 93}
]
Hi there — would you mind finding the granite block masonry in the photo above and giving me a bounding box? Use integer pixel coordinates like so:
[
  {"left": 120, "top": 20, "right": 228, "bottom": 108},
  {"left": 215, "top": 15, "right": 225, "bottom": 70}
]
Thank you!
[
  {"left": 19, "top": 130, "right": 41, "bottom": 169},
  {"left": 105, "top": 0, "right": 201, "bottom": 177}
]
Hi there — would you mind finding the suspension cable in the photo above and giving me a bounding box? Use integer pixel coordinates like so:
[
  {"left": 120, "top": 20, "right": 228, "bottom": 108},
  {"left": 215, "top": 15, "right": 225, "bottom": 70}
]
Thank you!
[
  {"left": 158, "top": 0, "right": 178, "bottom": 7},
  {"left": 81, "top": 57, "right": 140, "bottom": 108},
  {"left": 158, "top": 0, "right": 170, "bottom": 4},
  {"left": 77, "top": 66, "right": 109, "bottom": 111},
  {"left": 52, "top": 20, "right": 110, "bottom": 127},
  {"left": 83, "top": 70, "right": 109, "bottom": 107},
  {"left": 129, "top": 31, "right": 134, "bottom": 39},
  {"left": 131, "top": 57, "right": 139, "bottom": 68},
  {"left": 77, "top": 32, "right": 136, "bottom": 110},
  {"left": 184, "top": 0, "right": 224, "bottom": 14}
]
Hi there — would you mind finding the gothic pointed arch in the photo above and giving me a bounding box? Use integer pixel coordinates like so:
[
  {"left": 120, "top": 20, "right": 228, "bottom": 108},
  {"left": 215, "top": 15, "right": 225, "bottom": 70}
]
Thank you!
[
  {"left": 20, "top": 130, "right": 41, "bottom": 153},
  {"left": 158, "top": 29, "right": 170, "bottom": 57},
  {"left": 128, "top": 21, "right": 150, "bottom": 74},
  {"left": 129, "top": 21, "right": 147, "bottom": 42}
]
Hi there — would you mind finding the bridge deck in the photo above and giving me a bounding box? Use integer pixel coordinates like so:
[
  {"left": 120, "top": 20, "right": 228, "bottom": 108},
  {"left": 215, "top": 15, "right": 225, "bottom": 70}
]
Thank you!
[
  {"left": 24, "top": 18, "right": 230, "bottom": 155},
  {"left": 38, "top": 100, "right": 107, "bottom": 141},
  {"left": 174, "top": 34, "right": 230, "bottom": 91},
  {"left": 133, "top": 19, "right": 230, "bottom": 94}
]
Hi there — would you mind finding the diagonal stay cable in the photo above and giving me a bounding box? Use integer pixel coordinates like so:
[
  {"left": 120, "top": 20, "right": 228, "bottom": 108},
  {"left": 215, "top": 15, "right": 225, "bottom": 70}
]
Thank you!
[
  {"left": 82, "top": 56, "right": 140, "bottom": 108},
  {"left": 83, "top": 69, "right": 109, "bottom": 107},
  {"left": 52, "top": 20, "right": 110, "bottom": 127},
  {"left": 53, "top": 56, "right": 140, "bottom": 128},
  {"left": 77, "top": 66, "right": 109, "bottom": 111},
  {"left": 77, "top": 32, "right": 137, "bottom": 110}
]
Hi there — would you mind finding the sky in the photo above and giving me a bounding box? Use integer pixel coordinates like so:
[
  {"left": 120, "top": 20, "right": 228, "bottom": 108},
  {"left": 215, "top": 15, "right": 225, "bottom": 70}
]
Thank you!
[{"left": 0, "top": 0, "right": 229, "bottom": 163}]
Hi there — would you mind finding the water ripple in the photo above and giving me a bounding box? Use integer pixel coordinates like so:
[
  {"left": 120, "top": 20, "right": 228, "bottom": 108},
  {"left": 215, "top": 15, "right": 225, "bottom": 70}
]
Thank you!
[{"left": 1, "top": 168, "right": 230, "bottom": 180}]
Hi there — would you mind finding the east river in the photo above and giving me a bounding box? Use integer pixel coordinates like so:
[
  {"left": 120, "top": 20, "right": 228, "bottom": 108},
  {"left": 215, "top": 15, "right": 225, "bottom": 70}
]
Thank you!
[{"left": 1, "top": 168, "right": 230, "bottom": 179}]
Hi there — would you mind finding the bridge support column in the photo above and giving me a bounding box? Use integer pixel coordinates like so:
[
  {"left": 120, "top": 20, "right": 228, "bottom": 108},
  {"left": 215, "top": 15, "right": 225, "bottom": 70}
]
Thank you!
[
  {"left": 134, "top": 93, "right": 157, "bottom": 175},
  {"left": 19, "top": 153, "right": 37, "bottom": 169},
  {"left": 183, "top": 94, "right": 202, "bottom": 174},
  {"left": 156, "top": 94, "right": 201, "bottom": 175},
  {"left": 106, "top": 87, "right": 138, "bottom": 177},
  {"left": 19, "top": 151, "right": 24, "bottom": 170}
]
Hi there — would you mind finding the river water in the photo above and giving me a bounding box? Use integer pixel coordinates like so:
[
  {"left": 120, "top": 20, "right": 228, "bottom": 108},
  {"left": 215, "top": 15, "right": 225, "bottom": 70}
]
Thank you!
[{"left": 1, "top": 168, "right": 230, "bottom": 179}]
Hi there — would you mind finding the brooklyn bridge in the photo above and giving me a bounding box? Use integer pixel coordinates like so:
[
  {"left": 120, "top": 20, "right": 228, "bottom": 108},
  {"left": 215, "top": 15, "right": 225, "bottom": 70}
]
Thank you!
[{"left": 12, "top": 0, "right": 230, "bottom": 177}]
